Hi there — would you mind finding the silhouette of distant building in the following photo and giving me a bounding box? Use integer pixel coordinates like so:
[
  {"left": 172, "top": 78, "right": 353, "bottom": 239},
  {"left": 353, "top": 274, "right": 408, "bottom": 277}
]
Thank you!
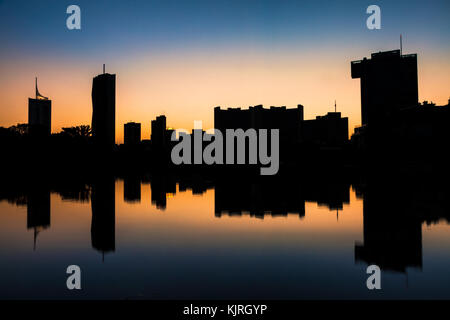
[
  {"left": 302, "top": 112, "right": 348, "bottom": 146},
  {"left": 214, "top": 104, "right": 303, "bottom": 144},
  {"left": 151, "top": 115, "right": 167, "bottom": 148},
  {"left": 92, "top": 66, "right": 116, "bottom": 146},
  {"left": 392, "top": 100, "right": 449, "bottom": 147},
  {"left": 351, "top": 49, "right": 418, "bottom": 127},
  {"left": 351, "top": 50, "right": 449, "bottom": 155},
  {"left": 124, "top": 122, "right": 141, "bottom": 145},
  {"left": 28, "top": 78, "right": 51, "bottom": 135}
]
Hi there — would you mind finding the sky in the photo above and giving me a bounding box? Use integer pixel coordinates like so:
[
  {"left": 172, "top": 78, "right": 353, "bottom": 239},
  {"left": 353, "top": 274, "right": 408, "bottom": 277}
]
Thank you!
[{"left": 0, "top": 0, "right": 449, "bottom": 143}]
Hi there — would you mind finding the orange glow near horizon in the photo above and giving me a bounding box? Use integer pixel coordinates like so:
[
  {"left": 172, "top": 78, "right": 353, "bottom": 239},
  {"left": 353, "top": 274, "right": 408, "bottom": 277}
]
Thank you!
[{"left": 1, "top": 49, "right": 449, "bottom": 143}]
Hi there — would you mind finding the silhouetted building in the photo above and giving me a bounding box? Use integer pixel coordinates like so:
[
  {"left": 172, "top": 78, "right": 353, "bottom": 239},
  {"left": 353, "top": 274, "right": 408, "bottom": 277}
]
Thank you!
[
  {"left": 151, "top": 115, "right": 167, "bottom": 148},
  {"left": 92, "top": 68, "right": 116, "bottom": 146},
  {"left": 350, "top": 50, "right": 450, "bottom": 157},
  {"left": 302, "top": 112, "right": 348, "bottom": 146},
  {"left": 214, "top": 105, "right": 304, "bottom": 164},
  {"left": 124, "top": 122, "right": 141, "bottom": 145},
  {"left": 214, "top": 104, "right": 303, "bottom": 144},
  {"left": 28, "top": 78, "right": 51, "bottom": 135},
  {"left": 351, "top": 49, "right": 418, "bottom": 127},
  {"left": 392, "top": 100, "right": 449, "bottom": 148},
  {"left": 91, "top": 178, "right": 115, "bottom": 257}
]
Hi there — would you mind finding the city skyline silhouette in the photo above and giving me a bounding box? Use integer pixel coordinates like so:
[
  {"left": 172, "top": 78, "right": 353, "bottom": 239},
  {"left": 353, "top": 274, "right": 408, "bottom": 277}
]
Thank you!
[
  {"left": 1, "top": 46, "right": 448, "bottom": 175},
  {"left": 2, "top": 47, "right": 449, "bottom": 145},
  {"left": 1, "top": 0, "right": 449, "bottom": 304},
  {"left": 1, "top": 1, "right": 450, "bottom": 143}
]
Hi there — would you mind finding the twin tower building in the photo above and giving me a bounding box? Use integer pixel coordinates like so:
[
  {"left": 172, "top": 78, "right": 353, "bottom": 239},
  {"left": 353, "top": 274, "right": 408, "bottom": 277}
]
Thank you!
[{"left": 29, "top": 66, "right": 116, "bottom": 145}]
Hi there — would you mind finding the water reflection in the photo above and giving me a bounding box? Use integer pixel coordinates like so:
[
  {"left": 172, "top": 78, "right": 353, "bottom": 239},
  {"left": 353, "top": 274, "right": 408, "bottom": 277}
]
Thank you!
[
  {"left": 354, "top": 186, "right": 423, "bottom": 273},
  {"left": 27, "top": 188, "right": 50, "bottom": 251},
  {"left": 123, "top": 176, "right": 141, "bottom": 204},
  {"left": 0, "top": 172, "right": 449, "bottom": 298},
  {"left": 91, "top": 178, "right": 115, "bottom": 259},
  {"left": 353, "top": 179, "right": 449, "bottom": 274}
]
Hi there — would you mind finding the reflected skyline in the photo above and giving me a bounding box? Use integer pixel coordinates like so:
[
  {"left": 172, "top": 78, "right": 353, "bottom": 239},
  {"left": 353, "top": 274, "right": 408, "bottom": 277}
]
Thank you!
[{"left": 1, "top": 172, "right": 449, "bottom": 288}]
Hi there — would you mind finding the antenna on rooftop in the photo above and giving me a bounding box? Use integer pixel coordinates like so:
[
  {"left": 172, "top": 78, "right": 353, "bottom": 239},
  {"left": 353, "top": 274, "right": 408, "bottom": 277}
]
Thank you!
[
  {"left": 35, "top": 77, "right": 48, "bottom": 100},
  {"left": 334, "top": 100, "right": 337, "bottom": 113},
  {"left": 400, "top": 34, "right": 403, "bottom": 55},
  {"left": 103, "top": 64, "right": 105, "bottom": 74}
]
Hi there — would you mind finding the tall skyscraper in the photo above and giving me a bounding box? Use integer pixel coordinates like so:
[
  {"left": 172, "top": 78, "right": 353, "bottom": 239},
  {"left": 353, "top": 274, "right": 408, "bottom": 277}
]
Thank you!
[
  {"left": 92, "top": 66, "right": 116, "bottom": 146},
  {"left": 28, "top": 78, "right": 51, "bottom": 135},
  {"left": 351, "top": 49, "right": 418, "bottom": 127}
]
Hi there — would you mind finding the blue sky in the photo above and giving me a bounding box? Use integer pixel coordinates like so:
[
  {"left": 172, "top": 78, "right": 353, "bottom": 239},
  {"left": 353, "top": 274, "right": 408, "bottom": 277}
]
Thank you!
[{"left": 1, "top": 0, "right": 449, "bottom": 59}]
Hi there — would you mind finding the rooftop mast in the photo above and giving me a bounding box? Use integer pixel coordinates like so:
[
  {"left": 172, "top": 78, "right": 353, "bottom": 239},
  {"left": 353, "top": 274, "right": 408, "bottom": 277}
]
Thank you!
[
  {"left": 400, "top": 34, "right": 403, "bottom": 55},
  {"left": 35, "top": 77, "right": 48, "bottom": 100}
]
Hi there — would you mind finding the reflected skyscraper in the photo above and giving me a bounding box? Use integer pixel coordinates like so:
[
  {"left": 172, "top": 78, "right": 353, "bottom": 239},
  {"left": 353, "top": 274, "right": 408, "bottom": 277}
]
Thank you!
[
  {"left": 354, "top": 184, "right": 423, "bottom": 273},
  {"left": 215, "top": 180, "right": 306, "bottom": 219},
  {"left": 26, "top": 188, "right": 50, "bottom": 250},
  {"left": 123, "top": 176, "right": 141, "bottom": 203},
  {"left": 150, "top": 175, "right": 176, "bottom": 210},
  {"left": 92, "top": 66, "right": 116, "bottom": 146},
  {"left": 91, "top": 178, "right": 115, "bottom": 258}
]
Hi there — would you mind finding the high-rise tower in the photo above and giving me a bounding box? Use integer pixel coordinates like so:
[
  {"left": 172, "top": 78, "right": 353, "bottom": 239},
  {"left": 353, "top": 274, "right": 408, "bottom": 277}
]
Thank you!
[
  {"left": 92, "top": 66, "right": 116, "bottom": 145},
  {"left": 351, "top": 50, "right": 418, "bottom": 127},
  {"left": 28, "top": 78, "right": 51, "bottom": 135}
]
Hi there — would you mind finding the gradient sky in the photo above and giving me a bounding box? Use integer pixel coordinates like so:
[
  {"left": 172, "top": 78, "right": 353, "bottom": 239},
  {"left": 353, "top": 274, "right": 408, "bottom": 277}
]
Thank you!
[{"left": 1, "top": 0, "right": 449, "bottom": 142}]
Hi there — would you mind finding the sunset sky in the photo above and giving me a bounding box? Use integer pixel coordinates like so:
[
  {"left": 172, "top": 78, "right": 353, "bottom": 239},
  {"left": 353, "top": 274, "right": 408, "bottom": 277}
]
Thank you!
[{"left": 1, "top": 0, "right": 449, "bottom": 143}]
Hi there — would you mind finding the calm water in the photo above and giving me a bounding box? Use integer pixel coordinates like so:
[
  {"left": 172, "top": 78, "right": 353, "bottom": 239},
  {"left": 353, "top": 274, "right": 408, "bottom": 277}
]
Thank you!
[{"left": 0, "top": 177, "right": 449, "bottom": 299}]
